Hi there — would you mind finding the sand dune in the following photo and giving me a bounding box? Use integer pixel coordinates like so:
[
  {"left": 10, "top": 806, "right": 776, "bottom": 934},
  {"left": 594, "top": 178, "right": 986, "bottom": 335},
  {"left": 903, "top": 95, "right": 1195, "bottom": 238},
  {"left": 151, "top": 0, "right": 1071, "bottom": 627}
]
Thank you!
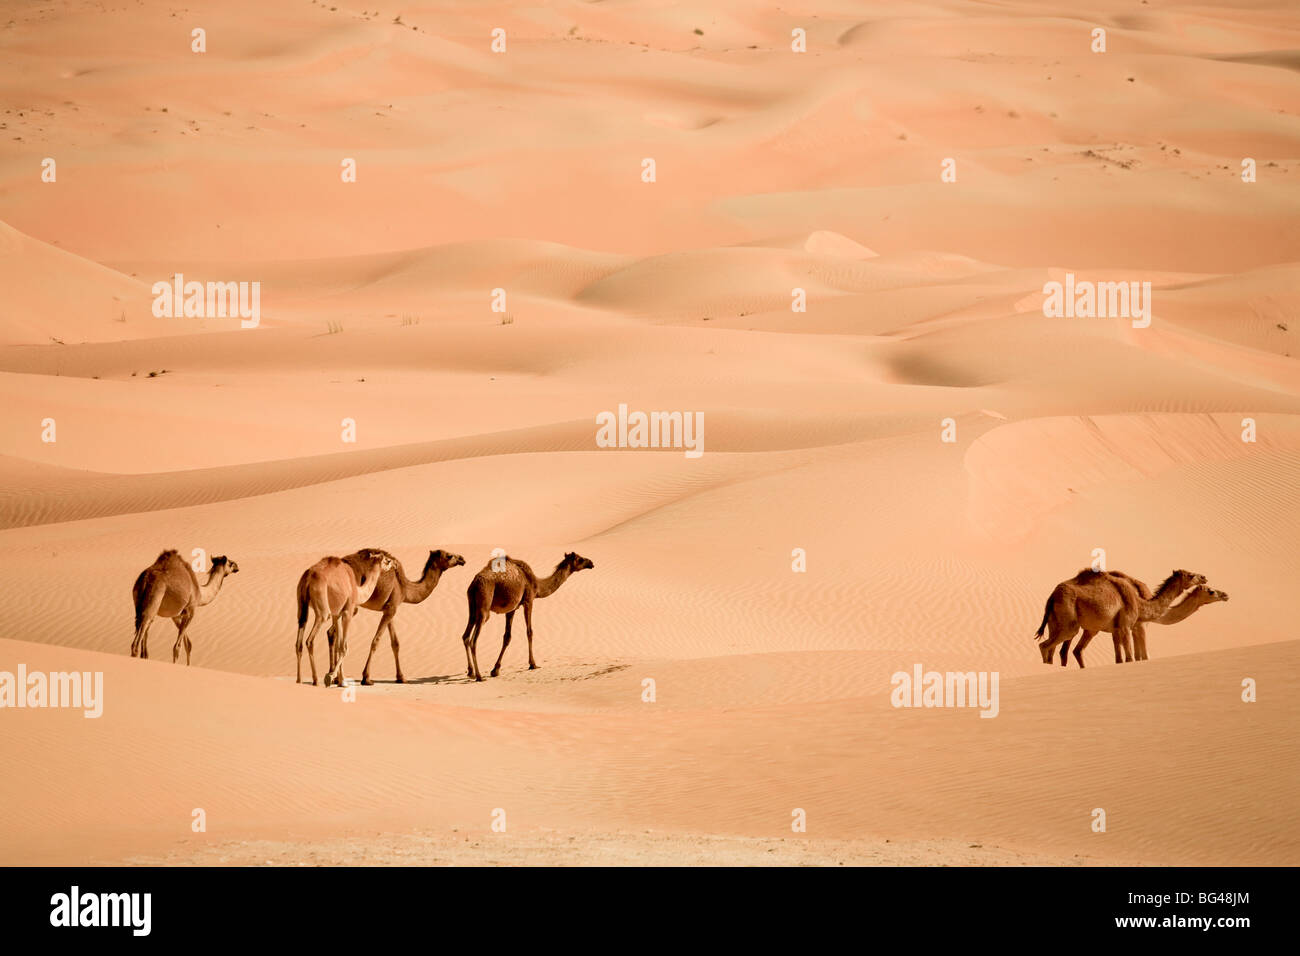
[{"left": 1, "top": 0, "right": 1298, "bottom": 866}]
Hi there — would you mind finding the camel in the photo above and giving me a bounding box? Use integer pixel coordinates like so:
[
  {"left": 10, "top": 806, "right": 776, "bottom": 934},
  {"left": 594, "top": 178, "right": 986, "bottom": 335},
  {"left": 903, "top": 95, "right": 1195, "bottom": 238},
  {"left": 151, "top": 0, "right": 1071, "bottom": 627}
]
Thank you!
[
  {"left": 329, "top": 548, "right": 466, "bottom": 685},
  {"left": 1035, "top": 568, "right": 1204, "bottom": 668},
  {"left": 131, "top": 550, "right": 239, "bottom": 664},
  {"left": 294, "top": 549, "right": 394, "bottom": 687},
  {"left": 459, "top": 552, "right": 594, "bottom": 681},
  {"left": 1042, "top": 570, "right": 1209, "bottom": 665}
]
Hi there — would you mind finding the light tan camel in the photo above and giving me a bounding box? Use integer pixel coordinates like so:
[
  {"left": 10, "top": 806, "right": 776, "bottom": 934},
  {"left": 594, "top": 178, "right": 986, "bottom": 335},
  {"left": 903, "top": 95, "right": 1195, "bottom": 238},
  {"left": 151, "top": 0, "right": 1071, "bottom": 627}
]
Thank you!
[
  {"left": 294, "top": 549, "right": 393, "bottom": 687},
  {"left": 1098, "top": 570, "right": 1216, "bottom": 661},
  {"left": 459, "top": 552, "right": 594, "bottom": 681},
  {"left": 1035, "top": 568, "right": 1204, "bottom": 668},
  {"left": 329, "top": 548, "right": 466, "bottom": 685},
  {"left": 1157, "top": 584, "right": 1229, "bottom": 623},
  {"left": 1138, "top": 584, "right": 1228, "bottom": 659},
  {"left": 131, "top": 550, "right": 239, "bottom": 664}
]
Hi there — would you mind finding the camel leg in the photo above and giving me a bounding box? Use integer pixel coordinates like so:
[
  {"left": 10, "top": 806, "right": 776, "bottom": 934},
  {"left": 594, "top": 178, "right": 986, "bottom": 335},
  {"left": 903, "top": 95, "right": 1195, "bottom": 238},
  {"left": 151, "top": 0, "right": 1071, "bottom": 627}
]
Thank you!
[
  {"left": 1038, "top": 621, "right": 1076, "bottom": 668},
  {"left": 460, "top": 615, "right": 477, "bottom": 680},
  {"left": 304, "top": 610, "right": 324, "bottom": 686},
  {"left": 1110, "top": 628, "right": 1135, "bottom": 662},
  {"left": 490, "top": 610, "right": 514, "bottom": 678},
  {"left": 1133, "top": 623, "right": 1148, "bottom": 661},
  {"left": 1045, "top": 634, "right": 1066, "bottom": 665},
  {"left": 183, "top": 634, "right": 193, "bottom": 665},
  {"left": 469, "top": 617, "right": 484, "bottom": 682},
  {"left": 136, "top": 618, "right": 156, "bottom": 660},
  {"left": 329, "top": 610, "right": 351, "bottom": 686},
  {"left": 466, "top": 612, "right": 486, "bottom": 682},
  {"left": 337, "top": 607, "right": 351, "bottom": 685},
  {"left": 295, "top": 592, "right": 311, "bottom": 683},
  {"left": 1072, "top": 629, "right": 1097, "bottom": 668},
  {"left": 523, "top": 599, "right": 538, "bottom": 669},
  {"left": 172, "top": 607, "right": 194, "bottom": 665},
  {"left": 360, "top": 609, "right": 395, "bottom": 686},
  {"left": 324, "top": 625, "right": 335, "bottom": 687},
  {"left": 387, "top": 621, "right": 404, "bottom": 683},
  {"left": 132, "top": 587, "right": 165, "bottom": 658}
]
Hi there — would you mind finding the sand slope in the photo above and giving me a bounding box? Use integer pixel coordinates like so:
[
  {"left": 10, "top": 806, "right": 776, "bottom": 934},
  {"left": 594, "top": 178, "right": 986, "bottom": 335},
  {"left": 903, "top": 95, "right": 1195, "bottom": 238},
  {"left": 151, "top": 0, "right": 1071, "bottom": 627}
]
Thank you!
[{"left": 1, "top": 636, "right": 1293, "bottom": 865}]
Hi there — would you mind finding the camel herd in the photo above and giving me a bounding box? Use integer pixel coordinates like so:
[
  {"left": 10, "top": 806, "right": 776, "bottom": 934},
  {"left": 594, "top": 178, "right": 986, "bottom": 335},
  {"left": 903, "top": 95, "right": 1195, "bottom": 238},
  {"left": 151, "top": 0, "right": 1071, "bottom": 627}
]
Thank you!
[
  {"left": 130, "top": 548, "right": 594, "bottom": 684},
  {"left": 130, "top": 550, "right": 1225, "bottom": 679},
  {"left": 1035, "top": 568, "right": 1229, "bottom": 668}
]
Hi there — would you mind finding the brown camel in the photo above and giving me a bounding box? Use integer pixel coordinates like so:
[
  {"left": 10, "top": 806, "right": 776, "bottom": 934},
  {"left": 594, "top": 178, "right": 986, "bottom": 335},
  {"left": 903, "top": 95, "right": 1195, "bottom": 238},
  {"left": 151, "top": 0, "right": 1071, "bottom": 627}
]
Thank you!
[
  {"left": 1043, "top": 569, "right": 1209, "bottom": 665},
  {"left": 294, "top": 549, "right": 393, "bottom": 687},
  {"left": 329, "top": 549, "right": 466, "bottom": 685},
  {"left": 131, "top": 550, "right": 239, "bottom": 664},
  {"left": 459, "top": 552, "right": 594, "bottom": 681},
  {"left": 1035, "top": 568, "right": 1204, "bottom": 668}
]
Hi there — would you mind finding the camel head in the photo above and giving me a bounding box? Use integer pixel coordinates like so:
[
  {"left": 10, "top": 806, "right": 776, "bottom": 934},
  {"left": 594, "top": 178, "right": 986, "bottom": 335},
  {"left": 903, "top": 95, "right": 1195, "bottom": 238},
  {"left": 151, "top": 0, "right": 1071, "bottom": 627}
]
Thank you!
[
  {"left": 561, "top": 551, "right": 595, "bottom": 573},
  {"left": 1164, "top": 569, "right": 1207, "bottom": 594},
  {"left": 211, "top": 555, "right": 239, "bottom": 575},
  {"left": 428, "top": 550, "right": 466, "bottom": 572},
  {"left": 1202, "top": 586, "right": 1229, "bottom": 604}
]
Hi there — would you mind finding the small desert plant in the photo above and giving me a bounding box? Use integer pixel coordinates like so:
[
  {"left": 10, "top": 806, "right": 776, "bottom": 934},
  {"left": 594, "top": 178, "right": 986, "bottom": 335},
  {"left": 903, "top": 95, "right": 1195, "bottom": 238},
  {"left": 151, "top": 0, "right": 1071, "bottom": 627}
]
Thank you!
[
  {"left": 326, "top": 320, "right": 343, "bottom": 334},
  {"left": 499, "top": 313, "right": 515, "bottom": 326}
]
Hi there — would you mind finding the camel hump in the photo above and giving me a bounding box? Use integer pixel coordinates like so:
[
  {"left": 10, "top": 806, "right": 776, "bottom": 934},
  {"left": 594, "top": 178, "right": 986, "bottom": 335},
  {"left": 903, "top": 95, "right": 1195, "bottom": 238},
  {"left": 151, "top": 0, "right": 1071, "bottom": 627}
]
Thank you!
[
  {"left": 1109, "top": 570, "right": 1154, "bottom": 600},
  {"left": 510, "top": 558, "right": 538, "bottom": 582},
  {"left": 154, "top": 548, "right": 180, "bottom": 564}
]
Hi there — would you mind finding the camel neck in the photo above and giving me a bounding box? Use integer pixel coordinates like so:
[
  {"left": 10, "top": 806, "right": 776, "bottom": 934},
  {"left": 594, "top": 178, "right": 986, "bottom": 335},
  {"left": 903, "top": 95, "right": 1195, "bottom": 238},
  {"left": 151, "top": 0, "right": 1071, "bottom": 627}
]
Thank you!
[
  {"left": 1147, "top": 577, "right": 1188, "bottom": 615},
  {"left": 1157, "top": 595, "right": 1207, "bottom": 625},
  {"left": 536, "top": 567, "right": 571, "bottom": 599},
  {"left": 197, "top": 568, "right": 226, "bottom": 606},
  {"left": 403, "top": 565, "right": 443, "bottom": 603}
]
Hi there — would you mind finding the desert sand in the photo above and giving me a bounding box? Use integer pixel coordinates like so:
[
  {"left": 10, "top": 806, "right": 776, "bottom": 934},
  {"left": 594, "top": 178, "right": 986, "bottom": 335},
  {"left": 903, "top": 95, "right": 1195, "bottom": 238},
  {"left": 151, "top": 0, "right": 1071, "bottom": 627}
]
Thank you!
[{"left": 1, "top": 0, "right": 1298, "bottom": 866}]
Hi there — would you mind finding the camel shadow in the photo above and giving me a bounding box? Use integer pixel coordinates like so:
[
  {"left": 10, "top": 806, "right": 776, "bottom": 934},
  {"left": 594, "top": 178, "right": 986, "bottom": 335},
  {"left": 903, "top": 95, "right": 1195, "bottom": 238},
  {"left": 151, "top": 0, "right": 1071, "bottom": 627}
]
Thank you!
[{"left": 395, "top": 674, "right": 476, "bottom": 686}]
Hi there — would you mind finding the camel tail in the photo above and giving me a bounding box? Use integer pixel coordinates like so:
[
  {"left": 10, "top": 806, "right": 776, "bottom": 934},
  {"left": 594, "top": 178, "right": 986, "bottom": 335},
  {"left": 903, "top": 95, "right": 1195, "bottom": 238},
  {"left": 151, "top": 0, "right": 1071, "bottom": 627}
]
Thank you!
[
  {"left": 133, "top": 571, "right": 160, "bottom": 631},
  {"left": 296, "top": 574, "right": 311, "bottom": 628},
  {"left": 133, "top": 573, "right": 147, "bottom": 630},
  {"left": 1034, "top": 593, "right": 1054, "bottom": 640}
]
